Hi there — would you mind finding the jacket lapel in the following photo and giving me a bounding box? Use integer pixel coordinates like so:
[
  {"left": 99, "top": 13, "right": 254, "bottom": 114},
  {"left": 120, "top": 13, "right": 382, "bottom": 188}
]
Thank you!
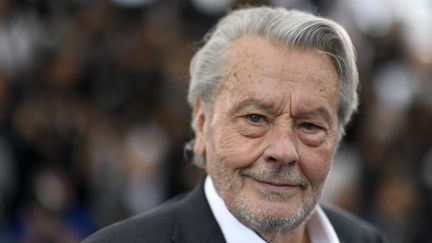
[{"left": 171, "top": 181, "right": 226, "bottom": 243}]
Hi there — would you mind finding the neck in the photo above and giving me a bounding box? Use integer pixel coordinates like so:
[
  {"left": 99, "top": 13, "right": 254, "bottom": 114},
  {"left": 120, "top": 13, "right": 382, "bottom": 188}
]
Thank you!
[{"left": 257, "top": 223, "right": 310, "bottom": 243}]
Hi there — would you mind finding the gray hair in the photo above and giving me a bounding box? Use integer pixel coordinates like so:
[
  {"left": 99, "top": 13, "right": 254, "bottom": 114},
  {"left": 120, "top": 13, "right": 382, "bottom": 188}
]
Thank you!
[{"left": 186, "top": 6, "right": 359, "bottom": 166}]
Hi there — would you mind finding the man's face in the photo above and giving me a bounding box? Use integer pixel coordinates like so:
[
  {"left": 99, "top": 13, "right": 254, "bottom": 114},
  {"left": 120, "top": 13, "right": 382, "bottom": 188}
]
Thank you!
[{"left": 193, "top": 37, "right": 340, "bottom": 232}]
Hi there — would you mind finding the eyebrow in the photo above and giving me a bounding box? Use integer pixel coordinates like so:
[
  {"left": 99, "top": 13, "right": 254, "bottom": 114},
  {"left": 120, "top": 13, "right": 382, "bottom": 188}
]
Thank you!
[
  {"left": 293, "top": 106, "right": 333, "bottom": 125},
  {"left": 229, "top": 97, "right": 281, "bottom": 116},
  {"left": 228, "top": 97, "right": 335, "bottom": 124}
]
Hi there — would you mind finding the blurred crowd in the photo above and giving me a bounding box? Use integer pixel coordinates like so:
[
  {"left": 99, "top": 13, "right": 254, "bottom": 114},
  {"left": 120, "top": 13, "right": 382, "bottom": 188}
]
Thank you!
[{"left": 0, "top": 0, "right": 430, "bottom": 242}]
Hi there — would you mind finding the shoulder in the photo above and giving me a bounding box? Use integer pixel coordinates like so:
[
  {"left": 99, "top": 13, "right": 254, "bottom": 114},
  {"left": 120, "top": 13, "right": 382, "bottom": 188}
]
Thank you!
[
  {"left": 81, "top": 194, "right": 186, "bottom": 243},
  {"left": 322, "top": 204, "right": 388, "bottom": 243},
  {"left": 82, "top": 180, "right": 224, "bottom": 243}
]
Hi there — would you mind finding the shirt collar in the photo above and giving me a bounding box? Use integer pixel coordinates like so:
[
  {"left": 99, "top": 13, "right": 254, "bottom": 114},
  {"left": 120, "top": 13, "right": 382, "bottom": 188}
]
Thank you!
[{"left": 204, "top": 176, "right": 340, "bottom": 243}]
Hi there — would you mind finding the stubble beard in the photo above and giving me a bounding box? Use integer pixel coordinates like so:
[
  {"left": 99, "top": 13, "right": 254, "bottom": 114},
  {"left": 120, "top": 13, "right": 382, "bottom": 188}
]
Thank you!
[
  {"left": 234, "top": 182, "right": 323, "bottom": 234},
  {"left": 213, "top": 162, "right": 326, "bottom": 235}
]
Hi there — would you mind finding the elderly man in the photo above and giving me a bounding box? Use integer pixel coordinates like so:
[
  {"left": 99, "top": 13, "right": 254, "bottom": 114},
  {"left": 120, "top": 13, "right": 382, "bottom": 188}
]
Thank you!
[{"left": 83, "top": 6, "right": 386, "bottom": 243}]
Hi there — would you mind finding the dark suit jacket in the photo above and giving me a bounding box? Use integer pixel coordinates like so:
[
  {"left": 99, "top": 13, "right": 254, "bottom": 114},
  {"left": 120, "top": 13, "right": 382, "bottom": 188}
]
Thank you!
[{"left": 82, "top": 182, "right": 387, "bottom": 243}]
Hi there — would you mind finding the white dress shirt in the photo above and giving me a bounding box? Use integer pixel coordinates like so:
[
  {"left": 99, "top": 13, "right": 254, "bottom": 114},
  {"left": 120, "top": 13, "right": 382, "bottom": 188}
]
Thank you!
[{"left": 204, "top": 176, "right": 340, "bottom": 243}]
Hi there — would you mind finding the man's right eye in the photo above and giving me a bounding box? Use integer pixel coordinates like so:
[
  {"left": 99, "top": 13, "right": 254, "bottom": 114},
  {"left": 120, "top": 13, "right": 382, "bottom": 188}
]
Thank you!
[{"left": 246, "top": 114, "right": 265, "bottom": 124}]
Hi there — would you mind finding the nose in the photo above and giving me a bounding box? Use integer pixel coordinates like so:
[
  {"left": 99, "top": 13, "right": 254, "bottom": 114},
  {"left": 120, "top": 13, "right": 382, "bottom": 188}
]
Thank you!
[{"left": 263, "top": 131, "right": 299, "bottom": 166}]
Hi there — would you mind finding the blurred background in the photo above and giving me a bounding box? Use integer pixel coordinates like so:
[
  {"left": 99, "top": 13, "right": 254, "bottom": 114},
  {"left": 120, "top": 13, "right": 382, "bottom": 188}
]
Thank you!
[{"left": 0, "top": 0, "right": 431, "bottom": 242}]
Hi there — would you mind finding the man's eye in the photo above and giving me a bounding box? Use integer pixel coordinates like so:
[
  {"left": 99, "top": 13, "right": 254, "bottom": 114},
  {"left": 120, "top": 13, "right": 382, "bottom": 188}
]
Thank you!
[
  {"left": 246, "top": 114, "right": 265, "bottom": 124},
  {"left": 301, "top": 122, "right": 321, "bottom": 133}
]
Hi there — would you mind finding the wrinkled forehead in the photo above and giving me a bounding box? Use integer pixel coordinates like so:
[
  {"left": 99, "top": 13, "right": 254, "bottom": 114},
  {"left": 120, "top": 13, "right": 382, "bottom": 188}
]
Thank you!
[
  {"left": 227, "top": 37, "right": 337, "bottom": 77},
  {"left": 212, "top": 37, "right": 339, "bottom": 103}
]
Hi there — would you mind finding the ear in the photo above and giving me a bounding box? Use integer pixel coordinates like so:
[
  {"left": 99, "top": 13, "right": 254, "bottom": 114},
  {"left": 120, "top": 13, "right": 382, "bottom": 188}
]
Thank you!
[{"left": 193, "top": 97, "right": 207, "bottom": 157}]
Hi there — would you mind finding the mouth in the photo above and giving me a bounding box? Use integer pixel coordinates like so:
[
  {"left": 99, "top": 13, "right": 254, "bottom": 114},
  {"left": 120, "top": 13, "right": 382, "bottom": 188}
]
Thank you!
[{"left": 247, "top": 176, "right": 305, "bottom": 194}]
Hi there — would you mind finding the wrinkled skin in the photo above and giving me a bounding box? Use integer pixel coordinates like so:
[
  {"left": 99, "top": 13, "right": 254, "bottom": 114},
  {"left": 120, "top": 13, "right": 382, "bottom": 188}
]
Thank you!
[{"left": 193, "top": 37, "right": 340, "bottom": 243}]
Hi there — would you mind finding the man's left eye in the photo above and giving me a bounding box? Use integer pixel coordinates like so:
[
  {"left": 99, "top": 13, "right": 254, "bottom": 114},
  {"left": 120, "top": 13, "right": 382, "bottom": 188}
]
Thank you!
[{"left": 300, "top": 122, "right": 321, "bottom": 133}]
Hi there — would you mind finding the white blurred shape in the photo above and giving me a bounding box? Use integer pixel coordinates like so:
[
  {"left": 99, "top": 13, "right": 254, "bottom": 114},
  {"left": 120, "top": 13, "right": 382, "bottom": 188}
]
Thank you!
[
  {"left": 122, "top": 122, "right": 168, "bottom": 214},
  {"left": 373, "top": 61, "right": 418, "bottom": 114},
  {"left": 344, "top": 0, "right": 394, "bottom": 37},
  {"left": 323, "top": 144, "right": 361, "bottom": 203},
  {"left": 0, "top": 13, "right": 45, "bottom": 76},
  {"left": 34, "top": 170, "right": 67, "bottom": 212},
  {"left": 396, "top": 0, "right": 432, "bottom": 63}
]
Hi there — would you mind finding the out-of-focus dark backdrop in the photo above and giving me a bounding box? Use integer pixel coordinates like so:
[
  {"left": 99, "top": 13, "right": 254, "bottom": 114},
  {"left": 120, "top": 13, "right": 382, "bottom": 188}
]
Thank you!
[{"left": 0, "top": 0, "right": 431, "bottom": 242}]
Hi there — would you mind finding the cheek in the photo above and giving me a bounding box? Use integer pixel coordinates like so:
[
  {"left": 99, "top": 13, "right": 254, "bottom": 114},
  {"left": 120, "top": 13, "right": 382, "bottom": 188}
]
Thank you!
[
  {"left": 298, "top": 145, "right": 333, "bottom": 184},
  {"left": 206, "top": 119, "right": 265, "bottom": 170}
]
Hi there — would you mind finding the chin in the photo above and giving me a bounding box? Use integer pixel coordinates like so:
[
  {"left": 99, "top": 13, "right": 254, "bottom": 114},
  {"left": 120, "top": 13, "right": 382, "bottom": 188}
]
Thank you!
[
  {"left": 236, "top": 202, "right": 311, "bottom": 233},
  {"left": 231, "top": 191, "right": 319, "bottom": 233}
]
